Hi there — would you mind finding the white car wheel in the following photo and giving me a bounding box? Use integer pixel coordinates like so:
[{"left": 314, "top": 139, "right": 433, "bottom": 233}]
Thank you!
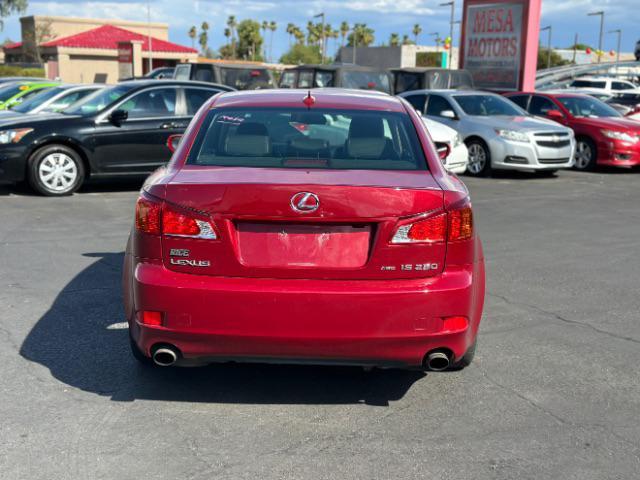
[{"left": 38, "top": 153, "right": 78, "bottom": 193}]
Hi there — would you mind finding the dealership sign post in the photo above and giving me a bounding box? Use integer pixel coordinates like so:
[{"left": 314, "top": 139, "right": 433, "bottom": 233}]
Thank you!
[
  {"left": 117, "top": 41, "right": 134, "bottom": 80},
  {"left": 460, "top": 0, "right": 542, "bottom": 91}
]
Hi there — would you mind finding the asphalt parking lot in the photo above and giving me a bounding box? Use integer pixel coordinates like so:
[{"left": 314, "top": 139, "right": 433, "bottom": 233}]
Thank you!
[{"left": 1, "top": 169, "right": 639, "bottom": 479}]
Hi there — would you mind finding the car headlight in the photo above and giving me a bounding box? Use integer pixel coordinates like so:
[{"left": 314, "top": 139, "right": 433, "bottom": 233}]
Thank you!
[
  {"left": 452, "top": 133, "right": 463, "bottom": 147},
  {"left": 601, "top": 130, "right": 639, "bottom": 144},
  {"left": 495, "top": 129, "right": 530, "bottom": 143},
  {"left": 0, "top": 128, "right": 33, "bottom": 144}
]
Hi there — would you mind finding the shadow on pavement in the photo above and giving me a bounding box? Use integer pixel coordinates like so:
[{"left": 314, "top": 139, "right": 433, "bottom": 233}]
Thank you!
[
  {"left": 20, "top": 252, "right": 425, "bottom": 406},
  {"left": 0, "top": 178, "right": 145, "bottom": 196}
]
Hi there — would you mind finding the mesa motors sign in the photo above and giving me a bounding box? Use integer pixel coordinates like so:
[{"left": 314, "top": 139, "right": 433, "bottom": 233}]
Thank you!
[{"left": 461, "top": 0, "right": 541, "bottom": 91}]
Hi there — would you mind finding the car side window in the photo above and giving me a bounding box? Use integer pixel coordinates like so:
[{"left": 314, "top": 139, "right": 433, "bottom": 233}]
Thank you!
[
  {"left": 529, "top": 96, "right": 557, "bottom": 116},
  {"left": 426, "top": 95, "right": 454, "bottom": 117},
  {"left": 508, "top": 95, "right": 530, "bottom": 110},
  {"left": 612, "top": 81, "right": 635, "bottom": 91},
  {"left": 280, "top": 71, "right": 296, "bottom": 88},
  {"left": 193, "top": 66, "right": 214, "bottom": 82},
  {"left": 47, "top": 90, "right": 92, "bottom": 112},
  {"left": 119, "top": 88, "right": 177, "bottom": 119},
  {"left": 315, "top": 71, "right": 335, "bottom": 87},
  {"left": 298, "top": 71, "right": 313, "bottom": 88},
  {"left": 185, "top": 88, "right": 216, "bottom": 115},
  {"left": 404, "top": 94, "right": 426, "bottom": 113}
]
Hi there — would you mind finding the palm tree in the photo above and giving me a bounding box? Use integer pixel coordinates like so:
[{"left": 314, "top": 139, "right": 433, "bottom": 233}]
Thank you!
[
  {"left": 340, "top": 21, "right": 349, "bottom": 48},
  {"left": 293, "top": 27, "right": 305, "bottom": 45},
  {"left": 286, "top": 23, "right": 295, "bottom": 47},
  {"left": 402, "top": 34, "right": 412, "bottom": 46},
  {"left": 199, "top": 22, "right": 210, "bottom": 56},
  {"left": 412, "top": 24, "right": 422, "bottom": 44},
  {"left": 188, "top": 26, "right": 197, "bottom": 50},
  {"left": 269, "top": 21, "right": 277, "bottom": 63},
  {"left": 389, "top": 33, "right": 400, "bottom": 47},
  {"left": 227, "top": 16, "right": 237, "bottom": 58},
  {"left": 224, "top": 28, "right": 231, "bottom": 46},
  {"left": 261, "top": 21, "right": 268, "bottom": 59}
]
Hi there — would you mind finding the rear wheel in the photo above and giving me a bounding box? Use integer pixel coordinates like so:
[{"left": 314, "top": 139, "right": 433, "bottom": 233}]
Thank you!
[
  {"left": 28, "top": 145, "right": 85, "bottom": 196},
  {"left": 465, "top": 139, "right": 492, "bottom": 177},
  {"left": 574, "top": 138, "right": 597, "bottom": 171}
]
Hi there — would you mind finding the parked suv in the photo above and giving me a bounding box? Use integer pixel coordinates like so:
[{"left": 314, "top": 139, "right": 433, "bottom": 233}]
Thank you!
[
  {"left": 279, "top": 65, "right": 393, "bottom": 94},
  {"left": 0, "top": 80, "right": 232, "bottom": 195},
  {"left": 569, "top": 77, "right": 640, "bottom": 95},
  {"left": 174, "top": 62, "right": 275, "bottom": 90},
  {"left": 507, "top": 92, "right": 640, "bottom": 170},
  {"left": 391, "top": 68, "right": 474, "bottom": 94},
  {"left": 400, "top": 90, "right": 575, "bottom": 176}
]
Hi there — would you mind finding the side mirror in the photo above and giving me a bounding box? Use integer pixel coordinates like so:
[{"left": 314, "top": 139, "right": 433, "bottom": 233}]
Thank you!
[
  {"left": 167, "top": 134, "right": 183, "bottom": 153},
  {"left": 440, "top": 110, "right": 456, "bottom": 119},
  {"left": 435, "top": 142, "right": 450, "bottom": 162},
  {"left": 108, "top": 109, "right": 128, "bottom": 125},
  {"left": 546, "top": 109, "right": 564, "bottom": 122}
]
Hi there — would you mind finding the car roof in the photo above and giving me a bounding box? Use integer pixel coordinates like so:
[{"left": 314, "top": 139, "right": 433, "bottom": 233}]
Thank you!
[
  {"left": 115, "top": 79, "right": 235, "bottom": 91},
  {"left": 285, "top": 64, "right": 388, "bottom": 73},
  {"left": 399, "top": 89, "right": 495, "bottom": 96},
  {"left": 508, "top": 91, "right": 593, "bottom": 99},
  {"left": 212, "top": 88, "right": 407, "bottom": 112},
  {"left": 180, "top": 62, "right": 269, "bottom": 70}
]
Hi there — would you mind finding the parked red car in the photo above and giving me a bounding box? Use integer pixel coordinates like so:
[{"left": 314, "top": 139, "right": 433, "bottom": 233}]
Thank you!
[
  {"left": 506, "top": 92, "right": 640, "bottom": 170},
  {"left": 123, "top": 89, "right": 485, "bottom": 371}
]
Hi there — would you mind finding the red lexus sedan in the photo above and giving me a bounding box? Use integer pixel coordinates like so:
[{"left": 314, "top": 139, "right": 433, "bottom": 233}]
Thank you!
[
  {"left": 123, "top": 89, "right": 485, "bottom": 371},
  {"left": 506, "top": 92, "right": 640, "bottom": 170}
]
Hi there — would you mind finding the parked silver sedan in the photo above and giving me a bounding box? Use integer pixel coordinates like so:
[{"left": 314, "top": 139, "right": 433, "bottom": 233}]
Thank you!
[{"left": 399, "top": 90, "right": 575, "bottom": 176}]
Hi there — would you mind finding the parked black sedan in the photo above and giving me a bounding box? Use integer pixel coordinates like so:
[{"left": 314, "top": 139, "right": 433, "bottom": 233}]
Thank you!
[{"left": 0, "top": 80, "right": 232, "bottom": 195}]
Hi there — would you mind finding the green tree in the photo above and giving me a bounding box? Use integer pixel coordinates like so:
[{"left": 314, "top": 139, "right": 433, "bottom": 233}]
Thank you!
[
  {"left": 340, "top": 21, "right": 349, "bottom": 48},
  {"left": 402, "top": 34, "right": 414, "bottom": 46},
  {"left": 389, "top": 33, "right": 400, "bottom": 47},
  {"left": 237, "top": 19, "right": 264, "bottom": 61},
  {"left": 538, "top": 47, "right": 570, "bottom": 69},
  {"left": 199, "top": 22, "right": 209, "bottom": 56},
  {"left": 188, "top": 26, "right": 197, "bottom": 50},
  {"left": 226, "top": 15, "right": 237, "bottom": 58},
  {"left": 286, "top": 23, "right": 296, "bottom": 47},
  {"left": 268, "top": 21, "right": 277, "bottom": 63},
  {"left": 412, "top": 24, "right": 422, "bottom": 44},
  {"left": 347, "top": 24, "right": 374, "bottom": 47},
  {"left": 280, "top": 43, "right": 322, "bottom": 65},
  {"left": 0, "top": 0, "right": 27, "bottom": 30}
]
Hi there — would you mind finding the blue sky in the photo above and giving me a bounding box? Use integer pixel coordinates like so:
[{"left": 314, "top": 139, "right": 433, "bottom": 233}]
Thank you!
[{"left": 2, "top": 0, "right": 639, "bottom": 61}]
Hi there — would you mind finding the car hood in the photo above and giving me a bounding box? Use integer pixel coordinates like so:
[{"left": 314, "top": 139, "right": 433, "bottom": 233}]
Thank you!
[
  {"left": 573, "top": 116, "right": 640, "bottom": 132},
  {"left": 468, "top": 115, "right": 569, "bottom": 132},
  {"left": 0, "top": 112, "right": 80, "bottom": 128}
]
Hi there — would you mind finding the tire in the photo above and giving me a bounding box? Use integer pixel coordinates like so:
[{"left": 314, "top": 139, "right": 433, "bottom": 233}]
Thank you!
[
  {"left": 450, "top": 341, "right": 476, "bottom": 370},
  {"left": 129, "top": 334, "right": 154, "bottom": 367},
  {"left": 28, "top": 144, "right": 85, "bottom": 196},
  {"left": 465, "top": 139, "right": 492, "bottom": 177},
  {"left": 574, "top": 138, "right": 597, "bottom": 171}
]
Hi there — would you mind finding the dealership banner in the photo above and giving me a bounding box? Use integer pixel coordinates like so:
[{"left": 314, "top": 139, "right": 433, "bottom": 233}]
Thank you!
[{"left": 461, "top": 0, "right": 541, "bottom": 91}]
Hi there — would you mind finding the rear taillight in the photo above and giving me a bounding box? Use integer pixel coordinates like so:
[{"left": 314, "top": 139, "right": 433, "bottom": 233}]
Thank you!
[
  {"left": 391, "top": 206, "right": 473, "bottom": 244},
  {"left": 135, "top": 196, "right": 217, "bottom": 239}
]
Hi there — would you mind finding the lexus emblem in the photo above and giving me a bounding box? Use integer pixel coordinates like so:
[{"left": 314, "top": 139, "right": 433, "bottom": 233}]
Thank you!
[{"left": 291, "top": 192, "right": 320, "bottom": 213}]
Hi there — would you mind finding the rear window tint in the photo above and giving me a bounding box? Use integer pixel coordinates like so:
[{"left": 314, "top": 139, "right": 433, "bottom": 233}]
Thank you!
[{"left": 187, "top": 107, "right": 427, "bottom": 171}]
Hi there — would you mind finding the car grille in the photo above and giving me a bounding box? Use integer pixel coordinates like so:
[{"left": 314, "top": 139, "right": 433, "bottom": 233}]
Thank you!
[
  {"left": 534, "top": 132, "right": 572, "bottom": 149},
  {"left": 539, "top": 158, "right": 571, "bottom": 164}
]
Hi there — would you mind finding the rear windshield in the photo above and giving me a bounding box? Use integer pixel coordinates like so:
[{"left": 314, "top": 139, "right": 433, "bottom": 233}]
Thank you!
[
  {"left": 187, "top": 107, "right": 427, "bottom": 171},
  {"left": 341, "top": 72, "right": 392, "bottom": 94},
  {"left": 454, "top": 94, "right": 525, "bottom": 116},
  {"left": 219, "top": 68, "right": 274, "bottom": 89}
]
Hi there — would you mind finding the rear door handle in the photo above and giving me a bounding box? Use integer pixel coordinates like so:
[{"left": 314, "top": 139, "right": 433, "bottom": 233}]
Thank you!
[{"left": 161, "top": 122, "right": 187, "bottom": 129}]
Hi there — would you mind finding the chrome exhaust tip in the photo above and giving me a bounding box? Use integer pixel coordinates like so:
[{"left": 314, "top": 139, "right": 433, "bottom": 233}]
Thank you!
[
  {"left": 152, "top": 347, "right": 178, "bottom": 367},
  {"left": 425, "top": 351, "right": 450, "bottom": 372}
]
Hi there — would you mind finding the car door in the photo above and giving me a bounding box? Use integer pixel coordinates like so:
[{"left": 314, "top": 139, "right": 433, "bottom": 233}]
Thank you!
[
  {"left": 424, "top": 94, "right": 458, "bottom": 128},
  {"left": 90, "top": 86, "right": 180, "bottom": 173}
]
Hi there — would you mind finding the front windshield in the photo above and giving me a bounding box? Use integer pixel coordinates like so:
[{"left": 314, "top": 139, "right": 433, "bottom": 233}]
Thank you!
[
  {"left": 557, "top": 96, "right": 621, "bottom": 118},
  {"left": 65, "top": 85, "right": 132, "bottom": 116},
  {"left": 11, "top": 86, "right": 64, "bottom": 113},
  {"left": 454, "top": 94, "right": 525, "bottom": 116},
  {"left": 0, "top": 83, "right": 28, "bottom": 102}
]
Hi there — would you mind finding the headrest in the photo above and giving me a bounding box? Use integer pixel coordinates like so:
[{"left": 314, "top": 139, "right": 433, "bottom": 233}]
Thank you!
[
  {"left": 225, "top": 134, "right": 270, "bottom": 156},
  {"left": 349, "top": 116, "right": 384, "bottom": 139},
  {"left": 236, "top": 122, "right": 268, "bottom": 136},
  {"left": 347, "top": 138, "right": 386, "bottom": 159},
  {"left": 290, "top": 112, "right": 327, "bottom": 125},
  {"left": 289, "top": 137, "right": 329, "bottom": 153}
]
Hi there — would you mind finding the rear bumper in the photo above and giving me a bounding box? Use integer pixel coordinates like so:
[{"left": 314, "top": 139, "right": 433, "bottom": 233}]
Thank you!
[{"left": 127, "top": 260, "right": 485, "bottom": 368}]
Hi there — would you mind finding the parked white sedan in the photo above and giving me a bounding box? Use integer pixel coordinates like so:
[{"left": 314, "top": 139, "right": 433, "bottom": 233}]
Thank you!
[{"left": 421, "top": 116, "right": 469, "bottom": 174}]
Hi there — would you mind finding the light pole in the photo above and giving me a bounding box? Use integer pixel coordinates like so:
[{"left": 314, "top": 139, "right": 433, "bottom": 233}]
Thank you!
[
  {"left": 608, "top": 29, "right": 622, "bottom": 72},
  {"left": 587, "top": 11, "right": 605, "bottom": 63},
  {"left": 541, "top": 25, "right": 552, "bottom": 70},
  {"left": 440, "top": 1, "right": 455, "bottom": 69},
  {"left": 314, "top": 12, "right": 325, "bottom": 63},
  {"left": 147, "top": 0, "right": 153, "bottom": 73},
  {"left": 429, "top": 32, "right": 440, "bottom": 52}
]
